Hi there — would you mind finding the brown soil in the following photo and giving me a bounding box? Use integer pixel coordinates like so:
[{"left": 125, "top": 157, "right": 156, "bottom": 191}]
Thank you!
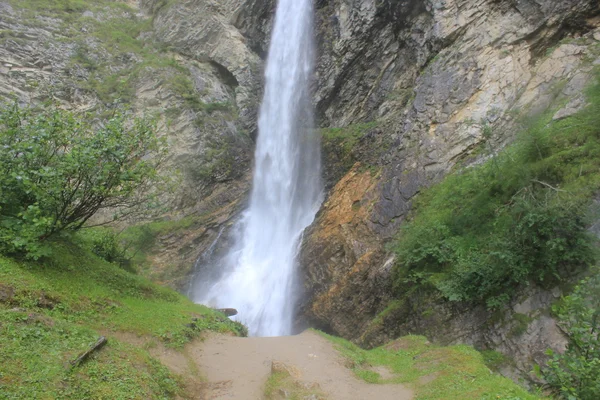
[
  {"left": 194, "top": 330, "right": 413, "bottom": 400},
  {"left": 107, "top": 329, "right": 413, "bottom": 400}
]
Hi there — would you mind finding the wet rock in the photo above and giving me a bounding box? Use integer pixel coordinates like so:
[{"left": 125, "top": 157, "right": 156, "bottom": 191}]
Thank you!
[
  {"left": 216, "top": 308, "right": 238, "bottom": 317},
  {"left": 271, "top": 361, "right": 300, "bottom": 378}
]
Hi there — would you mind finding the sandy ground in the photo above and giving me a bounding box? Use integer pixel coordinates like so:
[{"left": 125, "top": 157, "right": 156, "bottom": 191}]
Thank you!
[
  {"left": 108, "top": 329, "right": 412, "bottom": 399},
  {"left": 192, "top": 330, "right": 413, "bottom": 400}
]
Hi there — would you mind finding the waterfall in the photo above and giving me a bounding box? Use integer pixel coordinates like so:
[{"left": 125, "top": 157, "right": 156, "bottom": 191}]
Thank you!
[{"left": 193, "top": 0, "right": 322, "bottom": 337}]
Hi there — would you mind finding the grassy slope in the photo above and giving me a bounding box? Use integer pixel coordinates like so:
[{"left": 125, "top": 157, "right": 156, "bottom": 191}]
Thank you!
[
  {"left": 0, "top": 240, "right": 245, "bottom": 399},
  {"left": 319, "top": 331, "right": 543, "bottom": 400}
]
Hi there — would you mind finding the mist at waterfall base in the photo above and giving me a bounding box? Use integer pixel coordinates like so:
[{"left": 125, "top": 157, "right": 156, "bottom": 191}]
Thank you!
[{"left": 190, "top": 0, "right": 322, "bottom": 337}]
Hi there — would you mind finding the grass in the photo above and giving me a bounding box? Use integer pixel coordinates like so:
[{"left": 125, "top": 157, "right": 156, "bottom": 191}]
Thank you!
[
  {"left": 318, "top": 331, "right": 543, "bottom": 400},
  {"left": 0, "top": 317, "right": 180, "bottom": 399},
  {"left": 0, "top": 239, "right": 246, "bottom": 398},
  {"left": 264, "top": 369, "right": 325, "bottom": 400}
]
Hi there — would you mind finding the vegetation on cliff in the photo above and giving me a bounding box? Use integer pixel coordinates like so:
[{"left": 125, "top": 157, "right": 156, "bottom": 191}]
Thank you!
[
  {"left": 393, "top": 73, "right": 600, "bottom": 307},
  {"left": 543, "top": 268, "right": 600, "bottom": 399},
  {"left": 392, "top": 72, "right": 600, "bottom": 398}
]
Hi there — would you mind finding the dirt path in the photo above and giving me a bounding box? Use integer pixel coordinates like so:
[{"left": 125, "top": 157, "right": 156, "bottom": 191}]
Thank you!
[{"left": 192, "top": 330, "right": 413, "bottom": 400}]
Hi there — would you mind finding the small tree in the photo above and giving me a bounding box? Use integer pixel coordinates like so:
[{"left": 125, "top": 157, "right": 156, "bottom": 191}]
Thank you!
[{"left": 0, "top": 103, "right": 166, "bottom": 258}]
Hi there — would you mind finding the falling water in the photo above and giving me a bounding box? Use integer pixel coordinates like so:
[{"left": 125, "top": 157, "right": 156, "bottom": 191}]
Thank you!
[
  {"left": 194, "top": 0, "right": 321, "bottom": 336},
  {"left": 186, "top": 227, "right": 224, "bottom": 298}
]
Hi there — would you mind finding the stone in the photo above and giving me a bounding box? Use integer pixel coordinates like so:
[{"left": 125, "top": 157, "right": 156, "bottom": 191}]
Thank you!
[
  {"left": 216, "top": 308, "right": 238, "bottom": 317},
  {"left": 553, "top": 96, "right": 585, "bottom": 120},
  {"left": 271, "top": 361, "right": 300, "bottom": 378}
]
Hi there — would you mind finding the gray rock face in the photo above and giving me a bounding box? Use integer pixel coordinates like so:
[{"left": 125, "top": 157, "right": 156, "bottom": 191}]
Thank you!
[
  {"left": 144, "top": 0, "right": 263, "bottom": 134},
  {"left": 0, "top": 0, "right": 256, "bottom": 209},
  {"left": 297, "top": 0, "right": 600, "bottom": 384}
]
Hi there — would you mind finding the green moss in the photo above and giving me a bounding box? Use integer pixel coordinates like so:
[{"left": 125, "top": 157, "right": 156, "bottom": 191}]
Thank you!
[
  {"left": 321, "top": 122, "right": 378, "bottom": 152},
  {"left": 318, "top": 331, "right": 539, "bottom": 400},
  {"left": 481, "top": 350, "right": 510, "bottom": 372},
  {"left": 510, "top": 313, "right": 533, "bottom": 337},
  {"left": 321, "top": 121, "right": 378, "bottom": 170}
]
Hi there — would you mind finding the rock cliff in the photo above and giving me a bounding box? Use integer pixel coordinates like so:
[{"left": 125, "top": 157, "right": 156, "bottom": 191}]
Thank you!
[
  {"left": 296, "top": 0, "right": 600, "bottom": 384},
  {"left": 2, "top": 0, "right": 600, "bottom": 385}
]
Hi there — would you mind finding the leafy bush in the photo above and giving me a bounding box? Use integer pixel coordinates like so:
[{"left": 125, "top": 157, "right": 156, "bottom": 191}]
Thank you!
[
  {"left": 79, "top": 228, "right": 134, "bottom": 272},
  {"left": 393, "top": 74, "right": 600, "bottom": 308},
  {"left": 0, "top": 103, "right": 165, "bottom": 258},
  {"left": 544, "top": 270, "right": 600, "bottom": 399}
]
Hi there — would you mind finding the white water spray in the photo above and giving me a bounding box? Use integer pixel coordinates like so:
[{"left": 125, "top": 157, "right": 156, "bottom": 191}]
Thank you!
[{"left": 194, "top": 0, "right": 321, "bottom": 337}]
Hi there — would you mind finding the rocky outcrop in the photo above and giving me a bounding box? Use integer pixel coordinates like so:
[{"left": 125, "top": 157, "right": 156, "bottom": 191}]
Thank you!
[
  {"left": 142, "top": 0, "right": 263, "bottom": 133},
  {"left": 299, "top": 0, "right": 600, "bottom": 384},
  {"left": 0, "top": 0, "right": 264, "bottom": 287}
]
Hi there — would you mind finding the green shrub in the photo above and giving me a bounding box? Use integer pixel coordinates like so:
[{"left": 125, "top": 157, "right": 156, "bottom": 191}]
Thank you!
[
  {"left": 393, "top": 73, "right": 600, "bottom": 308},
  {"left": 0, "top": 103, "right": 165, "bottom": 258},
  {"left": 544, "top": 269, "right": 600, "bottom": 399},
  {"left": 78, "top": 228, "right": 134, "bottom": 272}
]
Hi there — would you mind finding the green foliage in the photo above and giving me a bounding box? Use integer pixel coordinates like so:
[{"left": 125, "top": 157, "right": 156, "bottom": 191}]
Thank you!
[
  {"left": 77, "top": 228, "right": 134, "bottom": 272},
  {"left": 0, "top": 241, "right": 245, "bottom": 398},
  {"left": 481, "top": 350, "right": 509, "bottom": 372},
  {"left": 318, "top": 331, "right": 540, "bottom": 399},
  {"left": 0, "top": 103, "right": 165, "bottom": 258},
  {"left": 544, "top": 269, "right": 600, "bottom": 400},
  {"left": 393, "top": 74, "right": 600, "bottom": 308}
]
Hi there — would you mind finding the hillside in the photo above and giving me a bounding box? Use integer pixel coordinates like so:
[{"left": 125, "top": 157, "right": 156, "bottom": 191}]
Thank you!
[
  {"left": 0, "top": 240, "right": 542, "bottom": 399},
  {"left": 0, "top": 239, "right": 245, "bottom": 399}
]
